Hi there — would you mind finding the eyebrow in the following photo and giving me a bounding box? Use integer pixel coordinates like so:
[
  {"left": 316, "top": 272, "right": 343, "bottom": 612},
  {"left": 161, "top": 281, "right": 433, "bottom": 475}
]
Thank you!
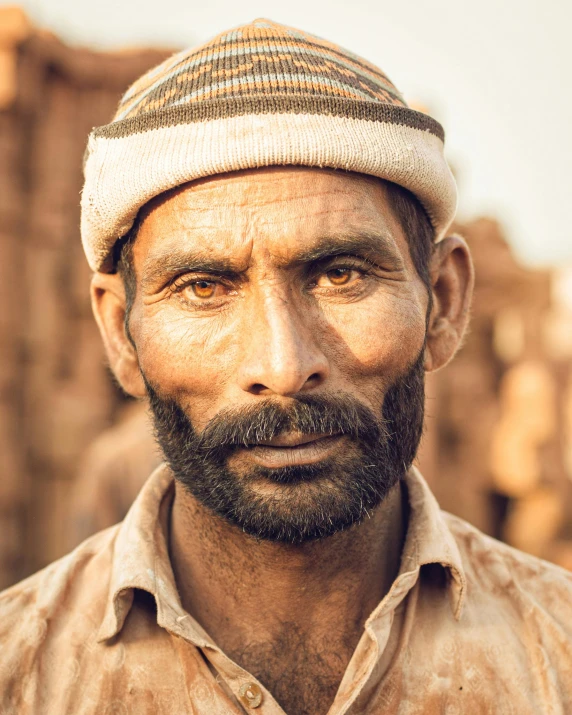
[
  {"left": 141, "top": 230, "right": 403, "bottom": 289},
  {"left": 288, "top": 232, "right": 404, "bottom": 270},
  {"left": 141, "top": 251, "right": 243, "bottom": 290}
]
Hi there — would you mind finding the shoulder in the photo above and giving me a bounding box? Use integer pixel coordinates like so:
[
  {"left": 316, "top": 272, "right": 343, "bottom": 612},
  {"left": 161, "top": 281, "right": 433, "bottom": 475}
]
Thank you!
[
  {"left": 0, "top": 526, "right": 118, "bottom": 690},
  {"left": 444, "top": 511, "right": 572, "bottom": 630},
  {"left": 0, "top": 523, "right": 118, "bottom": 610}
]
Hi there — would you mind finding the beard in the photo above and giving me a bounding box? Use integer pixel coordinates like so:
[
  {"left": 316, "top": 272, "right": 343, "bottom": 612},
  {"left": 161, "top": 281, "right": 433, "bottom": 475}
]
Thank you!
[{"left": 145, "top": 352, "right": 425, "bottom": 545}]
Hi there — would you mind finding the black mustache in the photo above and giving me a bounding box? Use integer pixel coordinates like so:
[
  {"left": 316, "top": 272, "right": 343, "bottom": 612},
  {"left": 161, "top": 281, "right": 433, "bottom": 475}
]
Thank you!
[
  {"left": 195, "top": 394, "right": 389, "bottom": 453},
  {"left": 143, "top": 351, "right": 425, "bottom": 544}
]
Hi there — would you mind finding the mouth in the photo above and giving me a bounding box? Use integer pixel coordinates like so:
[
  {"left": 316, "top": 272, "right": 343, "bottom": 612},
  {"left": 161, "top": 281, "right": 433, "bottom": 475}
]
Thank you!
[{"left": 243, "top": 432, "right": 344, "bottom": 468}]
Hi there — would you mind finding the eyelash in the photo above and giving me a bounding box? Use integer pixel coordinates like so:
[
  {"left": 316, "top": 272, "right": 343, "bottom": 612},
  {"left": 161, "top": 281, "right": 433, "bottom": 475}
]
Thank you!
[
  {"left": 167, "top": 257, "right": 377, "bottom": 302},
  {"left": 309, "top": 258, "right": 376, "bottom": 287},
  {"left": 167, "top": 274, "right": 233, "bottom": 310},
  {"left": 169, "top": 274, "right": 227, "bottom": 292}
]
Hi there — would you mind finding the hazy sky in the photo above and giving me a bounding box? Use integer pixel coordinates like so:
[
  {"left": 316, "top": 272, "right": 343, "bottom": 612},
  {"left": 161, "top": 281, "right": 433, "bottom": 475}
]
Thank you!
[{"left": 17, "top": 0, "right": 572, "bottom": 266}]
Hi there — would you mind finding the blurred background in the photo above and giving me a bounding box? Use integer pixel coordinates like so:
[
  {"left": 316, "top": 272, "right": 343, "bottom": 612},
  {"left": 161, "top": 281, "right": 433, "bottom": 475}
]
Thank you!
[{"left": 1, "top": 1, "right": 571, "bottom": 589}]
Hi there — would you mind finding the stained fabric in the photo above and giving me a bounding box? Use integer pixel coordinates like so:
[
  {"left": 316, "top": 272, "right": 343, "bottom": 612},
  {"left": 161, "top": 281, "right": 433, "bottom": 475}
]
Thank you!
[{"left": 1, "top": 464, "right": 571, "bottom": 714}]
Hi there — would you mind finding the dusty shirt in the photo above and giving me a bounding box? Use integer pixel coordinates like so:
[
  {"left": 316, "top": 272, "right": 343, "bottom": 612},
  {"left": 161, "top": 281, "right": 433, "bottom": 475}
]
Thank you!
[{"left": 1, "top": 465, "right": 572, "bottom": 715}]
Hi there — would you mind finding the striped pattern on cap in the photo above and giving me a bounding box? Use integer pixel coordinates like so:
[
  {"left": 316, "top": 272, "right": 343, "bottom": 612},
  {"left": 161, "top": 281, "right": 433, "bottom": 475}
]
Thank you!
[{"left": 81, "top": 19, "right": 457, "bottom": 272}]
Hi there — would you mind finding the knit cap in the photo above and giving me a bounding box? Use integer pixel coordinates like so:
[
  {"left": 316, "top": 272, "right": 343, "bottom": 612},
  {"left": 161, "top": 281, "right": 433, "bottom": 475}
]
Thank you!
[{"left": 81, "top": 19, "right": 457, "bottom": 273}]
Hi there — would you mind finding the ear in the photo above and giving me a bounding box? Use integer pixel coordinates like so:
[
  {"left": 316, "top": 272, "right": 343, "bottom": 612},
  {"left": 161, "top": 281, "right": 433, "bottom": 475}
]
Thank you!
[
  {"left": 90, "top": 272, "right": 146, "bottom": 397},
  {"left": 424, "top": 235, "right": 474, "bottom": 372}
]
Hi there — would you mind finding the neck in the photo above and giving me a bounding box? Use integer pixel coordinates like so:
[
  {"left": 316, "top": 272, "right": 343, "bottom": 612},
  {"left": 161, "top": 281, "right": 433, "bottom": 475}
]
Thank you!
[{"left": 169, "top": 479, "right": 406, "bottom": 655}]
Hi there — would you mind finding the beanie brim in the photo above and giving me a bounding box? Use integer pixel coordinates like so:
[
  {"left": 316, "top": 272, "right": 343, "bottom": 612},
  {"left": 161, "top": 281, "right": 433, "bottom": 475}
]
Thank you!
[{"left": 81, "top": 100, "right": 456, "bottom": 272}]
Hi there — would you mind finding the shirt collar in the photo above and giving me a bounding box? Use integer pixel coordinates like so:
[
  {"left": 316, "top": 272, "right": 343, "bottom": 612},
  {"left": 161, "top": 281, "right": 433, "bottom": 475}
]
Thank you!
[
  {"left": 98, "top": 463, "right": 466, "bottom": 641},
  {"left": 97, "top": 464, "right": 212, "bottom": 644},
  {"left": 401, "top": 466, "right": 466, "bottom": 619}
]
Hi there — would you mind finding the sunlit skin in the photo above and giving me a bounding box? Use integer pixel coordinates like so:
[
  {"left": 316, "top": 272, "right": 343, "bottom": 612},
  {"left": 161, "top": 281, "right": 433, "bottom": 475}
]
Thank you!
[{"left": 92, "top": 167, "right": 473, "bottom": 715}]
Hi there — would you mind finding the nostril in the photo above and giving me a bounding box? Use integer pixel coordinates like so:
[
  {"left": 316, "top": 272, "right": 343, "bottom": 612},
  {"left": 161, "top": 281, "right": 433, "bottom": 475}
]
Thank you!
[
  {"left": 304, "top": 373, "right": 323, "bottom": 388},
  {"left": 250, "top": 383, "right": 268, "bottom": 395}
]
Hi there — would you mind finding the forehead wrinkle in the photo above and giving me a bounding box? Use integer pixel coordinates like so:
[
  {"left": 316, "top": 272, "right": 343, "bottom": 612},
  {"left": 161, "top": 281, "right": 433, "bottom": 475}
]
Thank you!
[
  {"left": 251, "top": 206, "right": 370, "bottom": 230},
  {"left": 137, "top": 176, "right": 405, "bottom": 280},
  {"left": 219, "top": 186, "right": 358, "bottom": 211},
  {"left": 137, "top": 211, "right": 255, "bottom": 275},
  {"left": 144, "top": 170, "right": 392, "bottom": 243},
  {"left": 169, "top": 172, "right": 381, "bottom": 216},
  {"left": 139, "top": 227, "right": 404, "bottom": 287}
]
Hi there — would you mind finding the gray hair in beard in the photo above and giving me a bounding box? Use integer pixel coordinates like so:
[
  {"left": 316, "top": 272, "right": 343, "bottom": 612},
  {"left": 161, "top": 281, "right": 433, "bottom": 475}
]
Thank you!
[{"left": 145, "top": 350, "right": 425, "bottom": 544}]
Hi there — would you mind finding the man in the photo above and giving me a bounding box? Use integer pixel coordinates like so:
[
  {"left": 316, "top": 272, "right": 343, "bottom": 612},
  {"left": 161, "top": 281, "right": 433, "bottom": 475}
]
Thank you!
[{"left": 1, "top": 19, "right": 571, "bottom": 715}]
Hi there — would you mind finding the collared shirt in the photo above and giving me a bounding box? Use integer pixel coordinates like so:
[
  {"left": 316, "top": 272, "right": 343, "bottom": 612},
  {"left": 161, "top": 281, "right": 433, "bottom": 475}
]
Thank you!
[{"left": 1, "top": 465, "right": 571, "bottom": 714}]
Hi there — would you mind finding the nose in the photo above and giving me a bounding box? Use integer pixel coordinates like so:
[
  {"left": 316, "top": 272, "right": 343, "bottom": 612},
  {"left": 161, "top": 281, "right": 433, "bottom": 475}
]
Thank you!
[{"left": 237, "top": 288, "right": 330, "bottom": 397}]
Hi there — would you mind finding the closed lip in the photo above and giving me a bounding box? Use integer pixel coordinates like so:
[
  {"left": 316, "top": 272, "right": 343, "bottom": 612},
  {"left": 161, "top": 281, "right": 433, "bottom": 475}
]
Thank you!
[
  {"left": 243, "top": 433, "right": 346, "bottom": 468},
  {"left": 253, "top": 432, "right": 340, "bottom": 448}
]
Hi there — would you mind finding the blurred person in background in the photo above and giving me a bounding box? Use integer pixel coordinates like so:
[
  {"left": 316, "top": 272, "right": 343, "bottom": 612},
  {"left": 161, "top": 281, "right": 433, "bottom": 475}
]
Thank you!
[
  {"left": 1, "top": 19, "right": 571, "bottom": 715},
  {"left": 69, "top": 400, "right": 162, "bottom": 546}
]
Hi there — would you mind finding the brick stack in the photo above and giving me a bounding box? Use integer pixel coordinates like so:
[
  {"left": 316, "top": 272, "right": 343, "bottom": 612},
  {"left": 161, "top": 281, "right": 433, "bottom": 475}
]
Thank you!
[
  {"left": 419, "top": 219, "right": 572, "bottom": 569},
  {"left": 0, "top": 6, "right": 171, "bottom": 588}
]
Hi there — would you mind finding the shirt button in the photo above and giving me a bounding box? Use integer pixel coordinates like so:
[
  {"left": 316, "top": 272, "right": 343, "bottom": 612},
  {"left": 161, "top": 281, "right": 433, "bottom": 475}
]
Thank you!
[{"left": 239, "top": 682, "right": 263, "bottom": 708}]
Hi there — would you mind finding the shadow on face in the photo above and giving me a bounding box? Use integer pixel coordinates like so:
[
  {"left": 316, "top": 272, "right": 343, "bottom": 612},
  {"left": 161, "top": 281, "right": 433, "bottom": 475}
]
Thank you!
[
  {"left": 131, "top": 167, "right": 429, "bottom": 416},
  {"left": 91, "top": 166, "right": 473, "bottom": 542}
]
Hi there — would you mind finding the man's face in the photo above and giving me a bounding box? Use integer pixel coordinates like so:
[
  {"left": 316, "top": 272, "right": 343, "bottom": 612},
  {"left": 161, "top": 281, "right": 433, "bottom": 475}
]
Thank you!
[{"left": 125, "top": 167, "right": 430, "bottom": 542}]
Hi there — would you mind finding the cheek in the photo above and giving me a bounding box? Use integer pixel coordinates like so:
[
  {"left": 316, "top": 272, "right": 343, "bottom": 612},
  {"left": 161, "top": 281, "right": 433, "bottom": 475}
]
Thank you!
[
  {"left": 132, "top": 304, "right": 241, "bottom": 405},
  {"left": 319, "top": 291, "right": 427, "bottom": 380}
]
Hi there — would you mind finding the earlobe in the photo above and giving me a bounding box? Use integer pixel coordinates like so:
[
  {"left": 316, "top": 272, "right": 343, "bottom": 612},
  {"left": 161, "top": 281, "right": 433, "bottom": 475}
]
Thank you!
[
  {"left": 90, "top": 272, "right": 146, "bottom": 397},
  {"left": 424, "top": 235, "right": 474, "bottom": 372}
]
